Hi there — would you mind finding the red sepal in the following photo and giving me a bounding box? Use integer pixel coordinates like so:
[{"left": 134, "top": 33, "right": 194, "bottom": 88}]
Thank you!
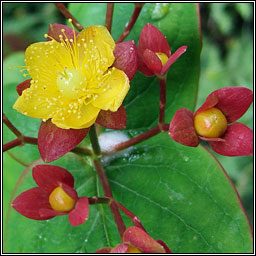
[
  {"left": 95, "top": 247, "right": 112, "bottom": 253},
  {"left": 199, "top": 136, "right": 225, "bottom": 142},
  {"left": 139, "top": 23, "right": 170, "bottom": 57},
  {"left": 137, "top": 49, "right": 154, "bottom": 76},
  {"left": 32, "top": 165, "right": 74, "bottom": 194},
  {"left": 38, "top": 120, "right": 89, "bottom": 162},
  {"left": 156, "top": 240, "right": 172, "bottom": 253},
  {"left": 16, "top": 79, "right": 32, "bottom": 96},
  {"left": 113, "top": 41, "right": 138, "bottom": 80},
  {"left": 12, "top": 187, "right": 54, "bottom": 220},
  {"left": 96, "top": 105, "right": 127, "bottom": 130},
  {"left": 61, "top": 183, "right": 78, "bottom": 201},
  {"left": 123, "top": 226, "right": 166, "bottom": 253},
  {"left": 47, "top": 23, "right": 78, "bottom": 42},
  {"left": 195, "top": 87, "right": 253, "bottom": 123},
  {"left": 68, "top": 197, "right": 89, "bottom": 226},
  {"left": 161, "top": 45, "right": 188, "bottom": 75},
  {"left": 169, "top": 108, "right": 199, "bottom": 147},
  {"left": 209, "top": 123, "right": 253, "bottom": 156},
  {"left": 110, "top": 243, "right": 129, "bottom": 253},
  {"left": 39, "top": 208, "right": 67, "bottom": 218},
  {"left": 142, "top": 49, "right": 163, "bottom": 75}
]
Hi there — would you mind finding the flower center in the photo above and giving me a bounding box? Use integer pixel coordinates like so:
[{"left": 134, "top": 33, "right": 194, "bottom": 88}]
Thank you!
[
  {"left": 49, "top": 186, "right": 76, "bottom": 212},
  {"left": 156, "top": 52, "right": 169, "bottom": 66},
  {"left": 57, "top": 68, "right": 86, "bottom": 99},
  {"left": 126, "top": 246, "right": 142, "bottom": 253},
  {"left": 194, "top": 107, "right": 227, "bottom": 138}
]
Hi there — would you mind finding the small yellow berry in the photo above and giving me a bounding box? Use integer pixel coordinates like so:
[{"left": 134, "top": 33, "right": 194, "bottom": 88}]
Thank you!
[
  {"left": 156, "top": 52, "right": 169, "bottom": 66},
  {"left": 194, "top": 107, "right": 227, "bottom": 138},
  {"left": 126, "top": 245, "right": 142, "bottom": 253},
  {"left": 49, "top": 186, "right": 76, "bottom": 212}
]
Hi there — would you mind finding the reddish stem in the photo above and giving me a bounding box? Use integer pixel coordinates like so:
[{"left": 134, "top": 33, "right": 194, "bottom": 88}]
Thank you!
[
  {"left": 23, "top": 136, "right": 38, "bottom": 145},
  {"left": 54, "top": 3, "right": 83, "bottom": 31},
  {"left": 3, "top": 113, "right": 22, "bottom": 138},
  {"left": 116, "top": 3, "right": 144, "bottom": 43},
  {"left": 88, "top": 196, "right": 111, "bottom": 205},
  {"left": 105, "top": 3, "right": 114, "bottom": 32},
  {"left": 94, "top": 159, "right": 126, "bottom": 237},
  {"left": 115, "top": 201, "right": 147, "bottom": 233},
  {"left": 104, "top": 124, "right": 169, "bottom": 155},
  {"left": 158, "top": 77, "right": 167, "bottom": 126},
  {"left": 3, "top": 138, "right": 23, "bottom": 152}
]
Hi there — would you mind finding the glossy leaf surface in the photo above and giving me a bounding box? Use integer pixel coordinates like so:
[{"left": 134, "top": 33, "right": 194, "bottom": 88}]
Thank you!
[{"left": 4, "top": 134, "right": 252, "bottom": 253}]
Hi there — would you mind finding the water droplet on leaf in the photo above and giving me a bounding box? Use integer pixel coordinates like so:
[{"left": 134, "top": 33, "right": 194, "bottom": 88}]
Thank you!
[{"left": 150, "top": 3, "right": 170, "bottom": 20}]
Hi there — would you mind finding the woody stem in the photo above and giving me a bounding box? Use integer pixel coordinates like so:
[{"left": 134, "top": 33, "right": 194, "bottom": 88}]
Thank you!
[
  {"left": 89, "top": 125, "right": 126, "bottom": 238},
  {"left": 115, "top": 201, "right": 147, "bottom": 233},
  {"left": 116, "top": 3, "right": 144, "bottom": 43},
  {"left": 54, "top": 3, "right": 83, "bottom": 31},
  {"left": 158, "top": 76, "right": 167, "bottom": 127},
  {"left": 102, "top": 124, "right": 169, "bottom": 155},
  {"left": 93, "top": 159, "right": 126, "bottom": 238},
  {"left": 105, "top": 3, "right": 114, "bottom": 33},
  {"left": 3, "top": 113, "right": 22, "bottom": 137},
  {"left": 88, "top": 196, "right": 111, "bottom": 205}
]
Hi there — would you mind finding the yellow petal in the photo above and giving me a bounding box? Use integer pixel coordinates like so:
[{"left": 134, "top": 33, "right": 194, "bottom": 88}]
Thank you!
[
  {"left": 77, "top": 26, "right": 115, "bottom": 73},
  {"left": 51, "top": 103, "right": 100, "bottom": 129},
  {"left": 25, "top": 41, "right": 77, "bottom": 89},
  {"left": 92, "top": 68, "right": 130, "bottom": 112},
  {"left": 13, "top": 85, "right": 57, "bottom": 120}
]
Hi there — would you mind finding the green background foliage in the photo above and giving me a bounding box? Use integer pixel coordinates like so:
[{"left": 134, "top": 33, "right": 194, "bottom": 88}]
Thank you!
[{"left": 3, "top": 3, "right": 253, "bottom": 253}]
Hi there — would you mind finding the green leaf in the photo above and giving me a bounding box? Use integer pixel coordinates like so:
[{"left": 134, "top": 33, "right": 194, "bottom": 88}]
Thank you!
[
  {"left": 3, "top": 153, "right": 25, "bottom": 231},
  {"left": 4, "top": 133, "right": 252, "bottom": 253},
  {"left": 69, "top": 3, "right": 202, "bottom": 131},
  {"left": 3, "top": 82, "right": 41, "bottom": 164},
  {"left": 3, "top": 52, "right": 25, "bottom": 86}
]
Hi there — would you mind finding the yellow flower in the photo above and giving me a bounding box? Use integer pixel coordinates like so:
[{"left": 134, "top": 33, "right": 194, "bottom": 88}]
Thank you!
[{"left": 13, "top": 23, "right": 130, "bottom": 129}]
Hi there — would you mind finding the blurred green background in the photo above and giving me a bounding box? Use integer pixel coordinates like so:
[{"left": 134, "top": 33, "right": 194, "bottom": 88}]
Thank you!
[{"left": 3, "top": 2, "right": 253, "bottom": 229}]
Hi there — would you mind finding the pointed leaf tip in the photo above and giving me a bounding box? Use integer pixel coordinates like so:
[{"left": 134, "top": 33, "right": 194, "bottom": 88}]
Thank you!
[
  {"left": 169, "top": 108, "right": 199, "bottom": 147},
  {"left": 38, "top": 120, "right": 89, "bottom": 162}
]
